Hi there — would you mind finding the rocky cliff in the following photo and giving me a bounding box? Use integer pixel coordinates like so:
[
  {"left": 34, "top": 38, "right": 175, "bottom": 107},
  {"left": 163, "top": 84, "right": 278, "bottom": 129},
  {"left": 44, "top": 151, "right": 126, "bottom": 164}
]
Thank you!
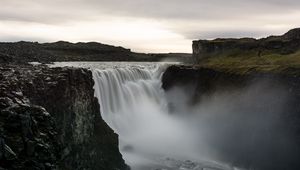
[
  {"left": 192, "top": 28, "right": 300, "bottom": 64},
  {"left": 162, "top": 65, "right": 300, "bottom": 170},
  {"left": 0, "top": 64, "right": 128, "bottom": 170}
]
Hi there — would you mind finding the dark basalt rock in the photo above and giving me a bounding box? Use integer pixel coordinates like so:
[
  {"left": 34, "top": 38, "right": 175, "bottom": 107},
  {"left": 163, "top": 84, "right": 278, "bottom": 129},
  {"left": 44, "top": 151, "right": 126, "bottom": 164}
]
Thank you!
[
  {"left": 283, "top": 28, "right": 300, "bottom": 40},
  {"left": 0, "top": 53, "right": 13, "bottom": 64},
  {"left": 0, "top": 64, "right": 128, "bottom": 170},
  {"left": 0, "top": 103, "right": 57, "bottom": 169},
  {"left": 193, "top": 28, "right": 300, "bottom": 62},
  {"left": 162, "top": 65, "right": 300, "bottom": 170},
  {"left": 162, "top": 65, "right": 250, "bottom": 103}
]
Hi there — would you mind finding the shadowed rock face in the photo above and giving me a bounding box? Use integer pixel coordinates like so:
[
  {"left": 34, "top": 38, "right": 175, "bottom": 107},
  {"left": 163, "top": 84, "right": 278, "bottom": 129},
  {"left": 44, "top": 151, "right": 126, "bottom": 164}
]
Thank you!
[
  {"left": 162, "top": 65, "right": 300, "bottom": 170},
  {"left": 0, "top": 64, "right": 128, "bottom": 170},
  {"left": 162, "top": 65, "right": 251, "bottom": 104},
  {"left": 283, "top": 28, "right": 300, "bottom": 40},
  {"left": 192, "top": 28, "right": 300, "bottom": 63}
]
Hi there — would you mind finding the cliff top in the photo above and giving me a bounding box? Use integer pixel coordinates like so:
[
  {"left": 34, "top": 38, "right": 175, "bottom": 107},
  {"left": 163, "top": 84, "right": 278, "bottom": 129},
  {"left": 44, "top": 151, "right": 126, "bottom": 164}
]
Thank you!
[
  {"left": 192, "top": 28, "right": 300, "bottom": 74},
  {"left": 193, "top": 27, "right": 300, "bottom": 43},
  {"left": 282, "top": 28, "right": 300, "bottom": 40}
]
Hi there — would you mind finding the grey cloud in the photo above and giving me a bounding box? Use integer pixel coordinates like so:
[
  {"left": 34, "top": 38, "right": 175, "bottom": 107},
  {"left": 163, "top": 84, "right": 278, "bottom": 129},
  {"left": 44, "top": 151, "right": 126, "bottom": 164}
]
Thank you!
[
  {"left": 0, "top": 0, "right": 96, "bottom": 23},
  {"left": 183, "top": 30, "right": 275, "bottom": 40},
  {"left": 89, "top": 0, "right": 300, "bottom": 17},
  {"left": 0, "top": 35, "right": 51, "bottom": 43},
  {"left": 0, "top": 0, "right": 300, "bottom": 43},
  {"left": 1, "top": 0, "right": 300, "bottom": 23}
]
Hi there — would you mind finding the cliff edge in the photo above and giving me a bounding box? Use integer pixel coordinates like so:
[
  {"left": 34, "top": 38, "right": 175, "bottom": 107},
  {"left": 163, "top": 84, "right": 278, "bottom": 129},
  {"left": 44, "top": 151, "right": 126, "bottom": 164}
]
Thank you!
[
  {"left": 192, "top": 28, "right": 300, "bottom": 72},
  {"left": 0, "top": 64, "right": 128, "bottom": 170},
  {"left": 162, "top": 65, "right": 300, "bottom": 170}
]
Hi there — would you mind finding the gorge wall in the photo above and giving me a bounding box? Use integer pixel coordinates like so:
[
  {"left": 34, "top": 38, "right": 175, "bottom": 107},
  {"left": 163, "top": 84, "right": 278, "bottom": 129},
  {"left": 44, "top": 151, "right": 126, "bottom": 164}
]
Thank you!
[
  {"left": 162, "top": 65, "right": 300, "bottom": 170},
  {"left": 192, "top": 28, "right": 300, "bottom": 63},
  {"left": 0, "top": 64, "right": 128, "bottom": 170}
]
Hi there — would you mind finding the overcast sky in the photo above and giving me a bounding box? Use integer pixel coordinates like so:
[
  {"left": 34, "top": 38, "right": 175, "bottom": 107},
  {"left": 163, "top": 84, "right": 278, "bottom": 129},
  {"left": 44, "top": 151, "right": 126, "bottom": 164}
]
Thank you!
[{"left": 0, "top": 0, "right": 300, "bottom": 52}]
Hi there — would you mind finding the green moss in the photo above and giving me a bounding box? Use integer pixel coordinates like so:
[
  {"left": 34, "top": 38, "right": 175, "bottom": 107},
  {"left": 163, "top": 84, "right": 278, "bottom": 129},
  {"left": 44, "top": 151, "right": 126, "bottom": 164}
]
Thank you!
[{"left": 198, "top": 50, "right": 300, "bottom": 75}]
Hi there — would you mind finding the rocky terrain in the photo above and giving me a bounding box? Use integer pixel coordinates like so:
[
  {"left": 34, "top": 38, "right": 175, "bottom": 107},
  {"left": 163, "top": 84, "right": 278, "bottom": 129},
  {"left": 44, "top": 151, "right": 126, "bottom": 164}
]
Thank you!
[
  {"left": 0, "top": 41, "right": 191, "bottom": 63},
  {"left": 0, "top": 37, "right": 193, "bottom": 170},
  {"left": 193, "top": 28, "right": 300, "bottom": 71},
  {"left": 1, "top": 27, "right": 300, "bottom": 170},
  {"left": 162, "top": 65, "right": 300, "bottom": 170},
  {"left": 0, "top": 64, "right": 128, "bottom": 170},
  {"left": 160, "top": 28, "right": 300, "bottom": 170}
]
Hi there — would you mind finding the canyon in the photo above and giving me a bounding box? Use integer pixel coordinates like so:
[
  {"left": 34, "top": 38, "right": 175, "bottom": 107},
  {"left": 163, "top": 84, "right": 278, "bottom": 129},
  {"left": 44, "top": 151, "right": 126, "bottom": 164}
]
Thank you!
[
  {"left": 162, "top": 65, "right": 300, "bottom": 170},
  {"left": 1, "top": 28, "right": 300, "bottom": 170}
]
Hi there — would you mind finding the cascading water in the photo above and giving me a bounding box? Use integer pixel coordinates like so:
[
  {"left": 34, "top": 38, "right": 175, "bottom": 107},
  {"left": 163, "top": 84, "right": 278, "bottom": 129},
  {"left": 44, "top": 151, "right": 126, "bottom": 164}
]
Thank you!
[
  {"left": 93, "top": 65, "right": 168, "bottom": 137},
  {"left": 48, "top": 62, "right": 292, "bottom": 170},
  {"left": 92, "top": 63, "right": 240, "bottom": 170}
]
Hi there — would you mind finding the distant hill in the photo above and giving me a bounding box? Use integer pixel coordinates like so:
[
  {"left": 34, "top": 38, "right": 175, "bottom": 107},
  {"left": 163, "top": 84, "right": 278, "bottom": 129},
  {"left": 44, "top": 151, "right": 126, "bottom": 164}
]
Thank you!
[
  {"left": 0, "top": 41, "right": 192, "bottom": 63},
  {"left": 192, "top": 28, "right": 300, "bottom": 73}
]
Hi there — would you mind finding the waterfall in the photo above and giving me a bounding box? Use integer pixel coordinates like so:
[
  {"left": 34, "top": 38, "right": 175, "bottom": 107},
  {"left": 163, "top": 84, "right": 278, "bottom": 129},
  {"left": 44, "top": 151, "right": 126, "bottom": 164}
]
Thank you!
[
  {"left": 92, "top": 64, "right": 198, "bottom": 168},
  {"left": 92, "top": 63, "right": 240, "bottom": 170},
  {"left": 93, "top": 65, "right": 168, "bottom": 136}
]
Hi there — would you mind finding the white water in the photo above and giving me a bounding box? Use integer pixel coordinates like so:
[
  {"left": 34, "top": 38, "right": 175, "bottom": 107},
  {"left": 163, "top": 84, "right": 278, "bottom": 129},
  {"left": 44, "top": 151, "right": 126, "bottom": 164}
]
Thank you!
[
  {"left": 91, "top": 63, "right": 240, "bottom": 170},
  {"left": 48, "top": 62, "right": 293, "bottom": 170},
  {"left": 93, "top": 65, "right": 167, "bottom": 136}
]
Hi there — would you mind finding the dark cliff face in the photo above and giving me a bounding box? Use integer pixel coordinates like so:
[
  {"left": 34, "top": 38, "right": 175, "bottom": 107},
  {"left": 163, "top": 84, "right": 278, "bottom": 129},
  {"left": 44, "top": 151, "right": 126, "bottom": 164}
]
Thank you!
[
  {"left": 192, "top": 28, "right": 300, "bottom": 63},
  {"left": 162, "top": 65, "right": 250, "bottom": 100},
  {"left": 162, "top": 65, "right": 300, "bottom": 170},
  {"left": 0, "top": 64, "right": 128, "bottom": 170},
  {"left": 283, "top": 28, "right": 300, "bottom": 40}
]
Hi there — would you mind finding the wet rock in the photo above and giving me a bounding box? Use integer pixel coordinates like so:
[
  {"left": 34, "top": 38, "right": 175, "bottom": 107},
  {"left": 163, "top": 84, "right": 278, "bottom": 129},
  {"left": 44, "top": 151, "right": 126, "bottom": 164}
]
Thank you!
[
  {"left": 0, "top": 98, "right": 13, "bottom": 110},
  {"left": 44, "top": 162, "right": 54, "bottom": 170},
  {"left": 4, "top": 144, "right": 17, "bottom": 161},
  {"left": 0, "top": 137, "right": 17, "bottom": 164},
  {"left": 25, "top": 140, "right": 36, "bottom": 156},
  {"left": 0, "top": 137, "right": 5, "bottom": 160},
  {"left": 0, "top": 64, "right": 128, "bottom": 170}
]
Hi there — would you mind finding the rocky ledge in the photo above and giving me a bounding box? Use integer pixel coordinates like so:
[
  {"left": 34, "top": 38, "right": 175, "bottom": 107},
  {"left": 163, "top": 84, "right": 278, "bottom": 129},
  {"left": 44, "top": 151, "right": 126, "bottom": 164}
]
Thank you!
[
  {"left": 0, "top": 64, "right": 128, "bottom": 170},
  {"left": 192, "top": 28, "right": 300, "bottom": 63}
]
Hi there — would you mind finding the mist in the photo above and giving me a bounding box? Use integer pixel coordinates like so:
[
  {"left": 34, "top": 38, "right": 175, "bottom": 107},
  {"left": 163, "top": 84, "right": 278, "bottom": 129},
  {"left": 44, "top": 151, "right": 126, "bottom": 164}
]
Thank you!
[
  {"left": 93, "top": 64, "right": 298, "bottom": 170},
  {"left": 166, "top": 80, "right": 298, "bottom": 169}
]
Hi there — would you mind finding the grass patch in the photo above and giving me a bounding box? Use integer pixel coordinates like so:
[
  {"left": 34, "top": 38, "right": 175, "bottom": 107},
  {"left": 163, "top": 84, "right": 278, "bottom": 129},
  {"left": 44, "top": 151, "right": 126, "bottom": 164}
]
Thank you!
[{"left": 198, "top": 50, "right": 300, "bottom": 75}]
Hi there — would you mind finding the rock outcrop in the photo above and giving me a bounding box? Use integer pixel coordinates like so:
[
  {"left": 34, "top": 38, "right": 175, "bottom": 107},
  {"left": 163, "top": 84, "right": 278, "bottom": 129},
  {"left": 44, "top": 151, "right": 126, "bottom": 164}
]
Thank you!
[
  {"left": 0, "top": 64, "right": 128, "bottom": 170},
  {"left": 162, "top": 65, "right": 300, "bottom": 170},
  {"left": 192, "top": 28, "right": 300, "bottom": 63},
  {"left": 283, "top": 28, "right": 300, "bottom": 40}
]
